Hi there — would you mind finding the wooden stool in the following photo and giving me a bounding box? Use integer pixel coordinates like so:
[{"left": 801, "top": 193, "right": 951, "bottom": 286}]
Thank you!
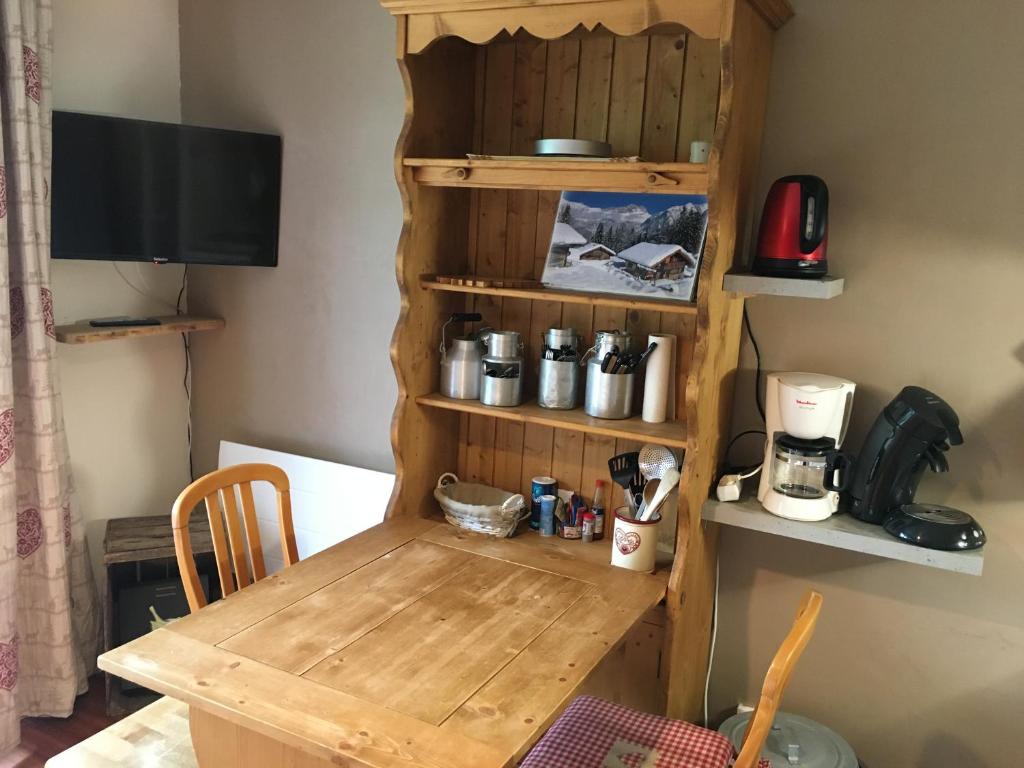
[
  {"left": 45, "top": 697, "right": 195, "bottom": 767},
  {"left": 103, "top": 515, "right": 215, "bottom": 716}
]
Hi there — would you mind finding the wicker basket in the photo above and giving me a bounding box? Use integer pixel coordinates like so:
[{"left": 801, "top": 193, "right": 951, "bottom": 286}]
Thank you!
[{"left": 433, "top": 473, "right": 527, "bottom": 538}]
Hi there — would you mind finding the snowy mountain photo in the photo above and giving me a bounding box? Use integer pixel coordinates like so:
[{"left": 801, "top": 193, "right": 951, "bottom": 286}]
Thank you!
[{"left": 541, "top": 191, "right": 709, "bottom": 302}]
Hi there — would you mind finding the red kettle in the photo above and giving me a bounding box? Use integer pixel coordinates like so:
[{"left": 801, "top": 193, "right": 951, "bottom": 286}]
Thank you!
[{"left": 752, "top": 175, "right": 829, "bottom": 278}]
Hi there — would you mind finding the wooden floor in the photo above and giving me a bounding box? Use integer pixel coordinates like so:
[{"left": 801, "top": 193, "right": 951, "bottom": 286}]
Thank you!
[{"left": 1, "top": 678, "right": 117, "bottom": 768}]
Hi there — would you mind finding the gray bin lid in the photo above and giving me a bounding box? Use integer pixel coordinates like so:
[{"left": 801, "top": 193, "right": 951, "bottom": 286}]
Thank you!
[{"left": 719, "top": 712, "right": 858, "bottom": 768}]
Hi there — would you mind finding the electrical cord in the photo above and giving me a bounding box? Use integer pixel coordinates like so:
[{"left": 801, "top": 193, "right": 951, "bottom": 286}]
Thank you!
[
  {"left": 177, "top": 265, "right": 193, "bottom": 481},
  {"left": 111, "top": 262, "right": 179, "bottom": 312},
  {"left": 743, "top": 306, "right": 765, "bottom": 423},
  {"left": 714, "top": 309, "right": 767, "bottom": 481},
  {"left": 721, "top": 428, "right": 767, "bottom": 474},
  {"left": 704, "top": 312, "right": 765, "bottom": 720},
  {"left": 703, "top": 555, "right": 719, "bottom": 728}
]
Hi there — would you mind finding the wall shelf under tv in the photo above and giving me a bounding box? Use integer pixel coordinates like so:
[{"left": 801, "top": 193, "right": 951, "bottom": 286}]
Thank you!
[{"left": 55, "top": 315, "right": 225, "bottom": 344}]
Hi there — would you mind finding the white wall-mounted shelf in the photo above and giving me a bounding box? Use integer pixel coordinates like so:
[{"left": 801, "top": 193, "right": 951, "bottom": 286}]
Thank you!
[
  {"left": 703, "top": 497, "right": 983, "bottom": 575},
  {"left": 723, "top": 272, "right": 844, "bottom": 299}
]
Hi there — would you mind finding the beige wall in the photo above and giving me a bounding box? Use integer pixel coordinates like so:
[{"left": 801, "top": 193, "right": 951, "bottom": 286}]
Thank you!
[
  {"left": 52, "top": 0, "right": 190, "bottom": 583},
  {"left": 712, "top": 1, "right": 1022, "bottom": 766},
  {"left": 178, "top": 0, "right": 402, "bottom": 476}
]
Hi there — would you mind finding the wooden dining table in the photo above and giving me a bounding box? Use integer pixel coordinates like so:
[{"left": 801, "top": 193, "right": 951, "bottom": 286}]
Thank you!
[{"left": 99, "top": 516, "right": 668, "bottom": 768}]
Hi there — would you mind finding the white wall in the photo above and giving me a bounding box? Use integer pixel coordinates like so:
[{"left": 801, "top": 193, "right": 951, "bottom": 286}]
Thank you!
[
  {"left": 178, "top": 0, "right": 402, "bottom": 476},
  {"left": 52, "top": 0, "right": 190, "bottom": 583},
  {"left": 217, "top": 441, "right": 393, "bottom": 574}
]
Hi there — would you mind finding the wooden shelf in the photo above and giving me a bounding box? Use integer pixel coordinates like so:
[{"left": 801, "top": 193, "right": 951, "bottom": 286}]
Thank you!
[
  {"left": 702, "top": 497, "right": 983, "bottom": 575},
  {"left": 417, "top": 393, "right": 688, "bottom": 449},
  {"left": 55, "top": 315, "right": 225, "bottom": 344},
  {"left": 723, "top": 272, "right": 844, "bottom": 299},
  {"left": 404, "top": 158, "right": 710, "bottom": 195},
  {"left": 421, "top": 277, "right": 698, "bottom": 315}
]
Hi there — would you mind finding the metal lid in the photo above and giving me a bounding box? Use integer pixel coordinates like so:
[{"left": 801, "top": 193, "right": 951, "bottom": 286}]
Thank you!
[
  {"left": 594, "top": 329, "right": 631, "bottom": 355},
  {"left": 719, "top": 712, "right": 858, "bottom": 768},
  {"left": 775, "top": 435, "right": 836, "bottom": 456},
  {"left": 486, "top": 330, "right": 522, "bottom": 359},
  {"left": 545, "top": 327, "right": 578, "bottom": 346}
]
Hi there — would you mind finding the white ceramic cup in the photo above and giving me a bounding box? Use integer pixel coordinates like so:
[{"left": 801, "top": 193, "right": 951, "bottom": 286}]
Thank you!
[
  {"left": 610, "top": 506, "right": 660, "bottom": 573},
  {"left": 689, "top": 140, "right": 711, "bottom": 164}
]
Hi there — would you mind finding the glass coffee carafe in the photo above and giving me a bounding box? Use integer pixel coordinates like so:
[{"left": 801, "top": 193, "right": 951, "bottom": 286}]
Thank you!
[{"left": 770, "top": 435, "right": 852, "bottom": 499}]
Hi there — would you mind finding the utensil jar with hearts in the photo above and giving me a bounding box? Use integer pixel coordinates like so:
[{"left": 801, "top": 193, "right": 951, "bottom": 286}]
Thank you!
[{"left": 610, "top": 506, "right": 660, "bottom": 573}]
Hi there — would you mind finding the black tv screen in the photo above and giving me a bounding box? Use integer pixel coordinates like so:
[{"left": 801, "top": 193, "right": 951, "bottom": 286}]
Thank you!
[{"left": 52, "top": 111, "right": 281, "bottom": 266}]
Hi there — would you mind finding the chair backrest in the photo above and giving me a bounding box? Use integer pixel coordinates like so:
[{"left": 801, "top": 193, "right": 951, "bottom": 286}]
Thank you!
[
  {"left": 734, "top": 589, "right": 823, "bottom": 768},
  {"left": 172, "top": 463, "right": 299, "bottom": 612}
]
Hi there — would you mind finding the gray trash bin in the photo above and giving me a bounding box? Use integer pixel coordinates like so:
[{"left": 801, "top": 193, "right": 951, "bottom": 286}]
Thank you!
[{"left": 719, "top": 711, "right": 859, "bottom": 768}]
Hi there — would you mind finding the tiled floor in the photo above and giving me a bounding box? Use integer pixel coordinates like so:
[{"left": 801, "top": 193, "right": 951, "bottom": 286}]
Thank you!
[{"left": 0, "top": 678, "right": 116, "bottom": 768}]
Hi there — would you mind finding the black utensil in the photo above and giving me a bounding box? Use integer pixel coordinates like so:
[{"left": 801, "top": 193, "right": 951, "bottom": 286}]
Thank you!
[
  {"left": 601, "top": 345, "right": 620, "bottom": 373},
  {"left": 634, "top": 342, "right": 658, "bottom": 370},
  {"left": 609, "top": 452, "right": 640, "bottom": 495}
]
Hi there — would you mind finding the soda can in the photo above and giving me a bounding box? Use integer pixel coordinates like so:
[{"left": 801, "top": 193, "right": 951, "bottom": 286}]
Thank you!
[{"left": 531, "top": 476, "right": 557, "bottom": 530}]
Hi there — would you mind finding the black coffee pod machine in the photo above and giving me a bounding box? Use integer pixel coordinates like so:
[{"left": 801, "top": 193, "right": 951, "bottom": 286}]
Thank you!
[{"left": 844, "top": 386, "right": 986, "bottom": 551}]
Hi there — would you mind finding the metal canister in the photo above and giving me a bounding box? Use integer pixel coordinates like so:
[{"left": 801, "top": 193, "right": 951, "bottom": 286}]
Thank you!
[
  {"left": 538, "top": 327, "right": 581, "bottom": 410},
  {"left": 593, "top": 329, "right": 631, "bottom": 359},
  {"left": 480, "top": 331, "right": 524, "bottom": 407},
  {"left": 440, "top": 336, "right": 484, "bottom": 399},
  {"left": 585, "top": 361, "right": 635, "bottom": 419},
  {"left": 584, "top": 329, "right": 635, "bottom": 419},
  {"left": 530, "top": 476, "right": 557, "bottom": 530}
]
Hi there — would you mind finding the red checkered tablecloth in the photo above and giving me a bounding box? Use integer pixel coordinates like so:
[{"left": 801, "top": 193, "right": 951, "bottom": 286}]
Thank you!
[{"left": 520, "top": 695, "right": 739, "bottom": 768}]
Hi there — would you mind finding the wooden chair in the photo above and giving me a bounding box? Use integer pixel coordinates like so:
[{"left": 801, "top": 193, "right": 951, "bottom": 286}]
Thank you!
[
  {"left": 172, "top": 463, "right": 299, "bottom": 612},
  {"left": 520, "top": 589, "right": 824, "bottom": 768}
]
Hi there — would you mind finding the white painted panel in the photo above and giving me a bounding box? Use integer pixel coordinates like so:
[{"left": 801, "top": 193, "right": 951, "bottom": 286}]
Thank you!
[{"left": 218, "top": 441, "right": 393, "bottom": 572}]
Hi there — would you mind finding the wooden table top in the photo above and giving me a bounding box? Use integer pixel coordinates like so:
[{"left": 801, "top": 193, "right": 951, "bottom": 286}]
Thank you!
[{"left": 98, "top": 517, "right": 668, "bottom": 768}]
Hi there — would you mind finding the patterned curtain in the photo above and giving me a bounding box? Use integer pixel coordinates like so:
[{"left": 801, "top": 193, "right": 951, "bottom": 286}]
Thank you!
[{"left": 0, "top": 0, "right": 100, "bottom": 754}]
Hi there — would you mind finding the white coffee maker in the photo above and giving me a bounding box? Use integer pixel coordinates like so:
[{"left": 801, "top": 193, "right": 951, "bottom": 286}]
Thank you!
[{"left": 757, "top": 372, "right": 856, "bottom": 521}]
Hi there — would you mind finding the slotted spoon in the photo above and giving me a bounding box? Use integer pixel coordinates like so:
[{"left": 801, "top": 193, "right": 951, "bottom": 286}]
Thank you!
[{"left": 638, "top": 444, "right": 678, "bottom": 480}]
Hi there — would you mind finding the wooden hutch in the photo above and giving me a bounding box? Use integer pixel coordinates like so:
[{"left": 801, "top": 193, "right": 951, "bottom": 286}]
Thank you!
[{"left": 378, "top": 0, "right": 792, "bottom": 721}]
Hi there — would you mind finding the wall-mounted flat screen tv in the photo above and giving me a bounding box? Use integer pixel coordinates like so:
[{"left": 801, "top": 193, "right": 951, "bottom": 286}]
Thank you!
[{"left": 52, "top": 111, "right": 281, "bottom": 266}]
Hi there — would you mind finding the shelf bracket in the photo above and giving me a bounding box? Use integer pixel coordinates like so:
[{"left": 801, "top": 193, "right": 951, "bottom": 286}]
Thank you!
[
  {"left": 443, "top": 166, "right": 470, "bottom": 181},
  {"left": 645, "top": 172, "right": 679, "bottom": 188}
]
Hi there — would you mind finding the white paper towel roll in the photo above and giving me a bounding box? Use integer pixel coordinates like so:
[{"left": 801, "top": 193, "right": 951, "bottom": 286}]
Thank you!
[{"left": 642, "top": 333, "right": 675, "bottom": 423}]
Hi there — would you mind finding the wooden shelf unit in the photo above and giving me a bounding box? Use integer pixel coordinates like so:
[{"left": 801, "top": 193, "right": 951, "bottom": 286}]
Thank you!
[
  {"left": 405, "top": 157, "right": 710, "bottom": 194},
  {"left": 55, "top": 315, "right": 224, "bottom": 344},
  {"left": 421, "top": 276, "right": 699, "bottom": 315},
  {"left": 417, "top": 393, "right": 688, "bottom": 449},
  {"left": 380, "top": 0, "right": 793, "bottom": 722}
]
